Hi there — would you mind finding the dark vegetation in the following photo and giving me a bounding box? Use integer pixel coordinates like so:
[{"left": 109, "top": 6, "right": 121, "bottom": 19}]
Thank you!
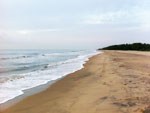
[{"left": 99, "top": 43, "right": 150, "bottom": 51}]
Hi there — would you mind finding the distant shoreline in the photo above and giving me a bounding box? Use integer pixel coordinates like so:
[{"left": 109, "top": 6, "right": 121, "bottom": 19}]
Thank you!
[
  {"left": 99, "top": 43, "right": 150, "bottom": 51},
  {"left": 2, "top": 50, "right": 150, "bottom": 113},
  {"left": 0, "top": 50, "right": 100, "bottom": 111}
]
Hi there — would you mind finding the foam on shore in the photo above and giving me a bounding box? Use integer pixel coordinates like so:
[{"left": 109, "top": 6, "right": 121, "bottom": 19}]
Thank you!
[{"left": 0, "top": 50, "right": 100, "bottom": 104}]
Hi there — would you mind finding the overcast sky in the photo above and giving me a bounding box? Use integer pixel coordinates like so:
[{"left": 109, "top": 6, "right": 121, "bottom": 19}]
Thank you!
[{"left": 0, "top": 0, "right": 150, "bottom": 49}]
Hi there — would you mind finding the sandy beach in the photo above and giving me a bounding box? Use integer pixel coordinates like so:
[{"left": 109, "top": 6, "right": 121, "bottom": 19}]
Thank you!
[{"left": 1, "top": 50, "right": 150, "bottom": 113}]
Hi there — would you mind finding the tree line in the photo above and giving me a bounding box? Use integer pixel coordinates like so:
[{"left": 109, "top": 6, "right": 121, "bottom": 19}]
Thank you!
[{"left": 99, "top": 43, "right": 150, "bottom": 51}]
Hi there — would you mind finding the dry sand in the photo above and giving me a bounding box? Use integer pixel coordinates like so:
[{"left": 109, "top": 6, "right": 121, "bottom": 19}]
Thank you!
[{"left": 1, "top": 51, "right": 150, "bottom": 113}]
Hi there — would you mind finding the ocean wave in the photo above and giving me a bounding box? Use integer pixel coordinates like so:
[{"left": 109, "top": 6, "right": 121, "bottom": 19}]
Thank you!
[
  {"left": 0, "top": 50, "right": 100, "bottom": 104},
  {"left": 0, "top": 55, "right": 33, "bottom": 60},
  {"left": 0, "top": 75, "right": 25, "bottom": 83},
  {"left": 0, "top": 64, "right": 46, "bottom": 74}
]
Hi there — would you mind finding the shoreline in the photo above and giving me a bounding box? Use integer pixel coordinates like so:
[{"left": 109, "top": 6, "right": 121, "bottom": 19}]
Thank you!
[
  {"left": 0, "top": 51, "right": 100, "bottom": 111},
  {"left": 1, "top": 51, "right": 150, "bottom": 113},
  {"left": 0, "top": 79, "right": 59, "bottom": 111}
]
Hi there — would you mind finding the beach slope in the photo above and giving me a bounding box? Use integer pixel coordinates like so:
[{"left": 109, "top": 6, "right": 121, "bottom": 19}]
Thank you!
[{"left": 1, "top": 51, "right": 150, "bottom": 113}]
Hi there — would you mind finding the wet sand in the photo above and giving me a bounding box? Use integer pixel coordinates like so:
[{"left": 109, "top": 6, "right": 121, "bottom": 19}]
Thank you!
[{"left": 1, "top": 51, "right": 150, "bottom": 113}]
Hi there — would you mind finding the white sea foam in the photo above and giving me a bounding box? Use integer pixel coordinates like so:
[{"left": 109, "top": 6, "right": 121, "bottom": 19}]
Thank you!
[{"left": 0, "top": 50, "right": 101, "bottom": 104}]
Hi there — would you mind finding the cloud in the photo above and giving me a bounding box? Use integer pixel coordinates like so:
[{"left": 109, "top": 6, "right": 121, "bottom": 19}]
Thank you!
[
  {"left": 1, "top": 0, "right": 150, "bottom": 49},
  {"left": 136, "top": 10, "right": 150, "bottom": 30},
  {"left": 83, "top": 0, "right": 150, "bottom": 31},
  {"left": 83, "top": 11, "right": 130, "bottom": 24},
  {"left": 16, "top": 29, "right": 62, "bottom": 35},
  {"left": 0, "top": 28, "right": 63, "bottom": 36}
]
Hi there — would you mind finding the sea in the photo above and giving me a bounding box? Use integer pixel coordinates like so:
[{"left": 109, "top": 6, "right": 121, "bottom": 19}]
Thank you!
[{"left": 0, "top": 49, "right": 99, "bottom": 104}]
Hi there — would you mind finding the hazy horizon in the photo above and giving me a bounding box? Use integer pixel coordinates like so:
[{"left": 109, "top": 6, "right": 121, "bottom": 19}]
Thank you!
[{"left": 1, "top": 0, "right": 150, "bottom": 49}]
